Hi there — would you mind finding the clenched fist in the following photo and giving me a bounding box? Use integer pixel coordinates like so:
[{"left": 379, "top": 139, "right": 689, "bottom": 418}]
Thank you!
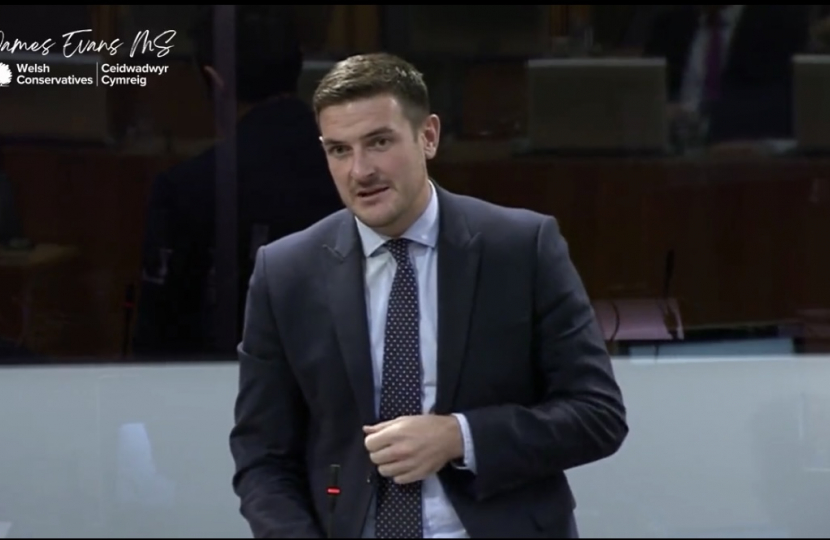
[{"left": 363, "top": 414, "right": 464, "bottom": 484}]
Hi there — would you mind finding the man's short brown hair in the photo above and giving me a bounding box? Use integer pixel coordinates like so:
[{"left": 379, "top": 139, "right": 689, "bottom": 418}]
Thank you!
[{"left": 312, "top": 53, "right": 430, "bottom": 126}]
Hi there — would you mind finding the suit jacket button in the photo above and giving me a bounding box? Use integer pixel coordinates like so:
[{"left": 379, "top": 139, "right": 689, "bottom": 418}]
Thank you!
[{"left": 366, "top": 473, "right": 373, "bottom": 484}]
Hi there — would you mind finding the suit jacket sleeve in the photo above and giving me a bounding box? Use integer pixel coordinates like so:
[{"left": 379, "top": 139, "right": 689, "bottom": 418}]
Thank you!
[
  {"left": 230, "top": 247, "right": 323, "bottom": 538},
  {"left": 463, "top": 217, "right": 628, "bottom": 501}
]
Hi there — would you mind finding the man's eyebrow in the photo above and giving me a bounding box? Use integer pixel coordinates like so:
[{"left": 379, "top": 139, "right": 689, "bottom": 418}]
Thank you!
[{"left": 321, "top": 127, "right": 395, "bottom": 146}]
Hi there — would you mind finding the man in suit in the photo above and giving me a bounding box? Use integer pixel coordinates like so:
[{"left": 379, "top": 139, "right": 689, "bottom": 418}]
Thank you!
[
  {"left": 230, "top": 52, "right": 628, "bottom": 538},
  {"left": 133, "top": 6, "right": 341, "bottom": 357},
  {"left": 643, "top": 4, "right": 809, "bottom": 143}
]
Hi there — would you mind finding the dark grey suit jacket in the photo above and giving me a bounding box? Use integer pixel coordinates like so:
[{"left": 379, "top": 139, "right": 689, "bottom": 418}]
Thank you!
[{"left": 230, "top": 186, "right": 628, "bottom": 538}]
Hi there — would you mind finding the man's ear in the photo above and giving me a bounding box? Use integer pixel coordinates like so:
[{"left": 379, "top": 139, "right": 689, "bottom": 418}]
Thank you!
[
  {"left": 202, "top": 65, "right": 224, "bottom": 92},
  {"left": 422, "top": 114, "right": 441, "bottom": 160}
]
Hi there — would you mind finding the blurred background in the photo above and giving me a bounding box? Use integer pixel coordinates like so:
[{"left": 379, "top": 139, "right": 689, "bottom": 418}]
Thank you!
[
  {"left": 2, "top": 4, "right": 830, "bottom": 537},
  {"left": 1, "top": 4, "right": 830, "bottom": 363}
]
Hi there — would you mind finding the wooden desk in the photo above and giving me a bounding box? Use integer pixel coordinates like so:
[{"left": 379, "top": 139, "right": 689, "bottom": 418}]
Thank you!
[
  {"left": 0, "top": 244, "right": 79, "bottom": 352},
  {"left": 0, "top": 244, "right": 78, "bottom": 269},
  {"left": 431, "top": 155, "right": 830, "bottom": 329},
  {"left": 2, "top": 144, "right": 830, "bottom": 355}
]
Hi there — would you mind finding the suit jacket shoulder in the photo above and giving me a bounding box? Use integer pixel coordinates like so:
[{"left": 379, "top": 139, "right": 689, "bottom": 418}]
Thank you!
[
  {"left": 258, "top": 189, "right": 566, "bottom": 288},
  {"left": 443, "top": 190, "right": 558, "bottom": 248},
  {"left": 259, "top": 208, "right": 351, "bottom": 277}
]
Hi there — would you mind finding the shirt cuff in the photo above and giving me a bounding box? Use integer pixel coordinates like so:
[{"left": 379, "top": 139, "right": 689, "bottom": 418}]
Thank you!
[{"left": 450, "top": 413, "right": 477, "bottom": 474}]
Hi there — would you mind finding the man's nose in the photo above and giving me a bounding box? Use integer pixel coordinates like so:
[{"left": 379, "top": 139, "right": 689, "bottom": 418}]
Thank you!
[{"left": 349, "top": 149, "right": 374, "bottom": 180}]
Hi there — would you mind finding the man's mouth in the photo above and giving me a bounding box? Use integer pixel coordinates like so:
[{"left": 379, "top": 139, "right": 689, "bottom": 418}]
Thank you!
[{"left": 357, "top": 186, "right": 389, "bottom": 198}]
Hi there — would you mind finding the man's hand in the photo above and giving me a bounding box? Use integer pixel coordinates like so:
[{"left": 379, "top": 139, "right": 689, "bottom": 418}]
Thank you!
[{"left": 363, "top": 415, "right": 463, "bottom": 485}]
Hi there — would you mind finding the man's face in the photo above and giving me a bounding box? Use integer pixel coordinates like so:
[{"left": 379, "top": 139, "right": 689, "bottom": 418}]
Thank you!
[{"left": 318, "top": 94, "right": 439, "bottom": 237}]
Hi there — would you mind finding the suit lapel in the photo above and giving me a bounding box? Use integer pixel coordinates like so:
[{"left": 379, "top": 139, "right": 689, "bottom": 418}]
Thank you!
[
  {"left": 324, "top": 215, "right": 376, "bottom": 426},
  {"left": 434, "top": 187, "right": 481, "bottom": 414}
]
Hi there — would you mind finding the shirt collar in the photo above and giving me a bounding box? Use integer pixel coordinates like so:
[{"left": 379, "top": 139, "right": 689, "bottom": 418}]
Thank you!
[{"left": 354, "top": 181, "right": 439, "bottom": 258}]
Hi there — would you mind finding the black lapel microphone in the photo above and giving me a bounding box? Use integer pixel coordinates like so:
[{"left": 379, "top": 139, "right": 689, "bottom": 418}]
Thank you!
[{"left": 326, "top": 464, "right": 341, "bottom": 538}]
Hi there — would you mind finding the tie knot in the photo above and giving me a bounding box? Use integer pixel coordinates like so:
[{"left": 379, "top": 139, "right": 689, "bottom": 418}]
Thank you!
[{"left": 385, "top": 238, "right": 410, "bottom": 264}]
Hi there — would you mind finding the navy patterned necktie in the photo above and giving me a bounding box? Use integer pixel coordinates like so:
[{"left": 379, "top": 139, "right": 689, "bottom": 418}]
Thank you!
[{"left": 375, "top": 238, "right": 423, "bottom": 539}]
